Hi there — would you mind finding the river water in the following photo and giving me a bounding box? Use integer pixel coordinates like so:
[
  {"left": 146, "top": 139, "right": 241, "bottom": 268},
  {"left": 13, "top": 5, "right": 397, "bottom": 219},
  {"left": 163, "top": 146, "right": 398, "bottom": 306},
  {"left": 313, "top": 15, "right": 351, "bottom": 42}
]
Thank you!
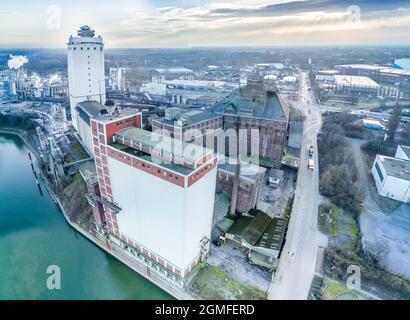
[{"left": 0, "top": 133, "right": 171, "bottom": 299}]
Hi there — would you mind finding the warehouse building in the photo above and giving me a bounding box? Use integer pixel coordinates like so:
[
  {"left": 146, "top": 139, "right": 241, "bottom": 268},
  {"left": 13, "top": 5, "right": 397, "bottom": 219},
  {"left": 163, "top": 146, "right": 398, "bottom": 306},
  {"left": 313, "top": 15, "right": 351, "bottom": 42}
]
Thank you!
[
  {"left": 334, "top": 75, "right": 380, "bottom": 97},
  {"left": 372, "top": 146, "right": 410, "bottom": 203}
]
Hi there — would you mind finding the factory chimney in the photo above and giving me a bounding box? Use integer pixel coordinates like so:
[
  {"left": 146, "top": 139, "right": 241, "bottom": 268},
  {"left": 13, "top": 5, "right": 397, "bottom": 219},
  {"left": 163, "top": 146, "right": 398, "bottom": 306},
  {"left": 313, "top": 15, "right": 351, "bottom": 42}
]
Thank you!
[{"left": 229, "top": 118, "right": 241, "bottom": 215}]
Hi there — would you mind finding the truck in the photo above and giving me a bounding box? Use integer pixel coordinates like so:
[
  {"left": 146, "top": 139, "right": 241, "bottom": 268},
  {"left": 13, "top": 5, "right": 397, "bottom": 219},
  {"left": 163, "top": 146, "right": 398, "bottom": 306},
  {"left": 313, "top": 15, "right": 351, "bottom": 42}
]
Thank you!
[{"left": 308, "top": 159, "right": 315, "bottom": 171}]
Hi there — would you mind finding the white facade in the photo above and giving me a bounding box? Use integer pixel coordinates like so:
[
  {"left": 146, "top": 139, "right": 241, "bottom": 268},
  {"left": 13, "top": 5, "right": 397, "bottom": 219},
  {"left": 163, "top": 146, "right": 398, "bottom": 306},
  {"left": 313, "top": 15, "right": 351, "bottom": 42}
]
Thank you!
[
  {"left": 395, "top": 145, "right": 410, "bottom": 161},
  {"left": 108, "top": 154, "right": 216, "bottom": 270},
  {"left": 372, "top": 154, "right": 410, "bottom": 203},
  {"left": 67, "top": 26, "right": 106, "bottom": 130},
  {"left": 107, "top": 156, "right": 217, "bottom": 272},
  {"left": 76, "top": 114, "right": 94, "bottom": 154}
]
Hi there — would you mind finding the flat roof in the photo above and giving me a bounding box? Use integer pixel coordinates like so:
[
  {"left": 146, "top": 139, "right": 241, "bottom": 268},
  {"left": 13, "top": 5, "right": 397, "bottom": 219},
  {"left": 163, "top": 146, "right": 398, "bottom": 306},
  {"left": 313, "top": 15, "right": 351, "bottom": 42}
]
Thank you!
[
  {"left": 154, "top": 109, "right": 222, "bottom": 127},
  {"left": 334, "top": 75, "right": 380, "bottom": 87},
  {"left": 154, "top": 67, "right": 193, "bottom": 74},
  {"left": 77, "top": 101, "right": 107, "bottom": 118},
  {"left": 95, "top": 108, "right": 140, "bottom": 123},
  {"left": 218, "top": 161, "right": 266, "bottom": 183},
  {"left": 109, "top": 141, "right": 194, "bottom": 175},
  {"left": 378, "top": 155, "right": 410, "bottom": 181},
  {"left": 336, "top": 64, "right": 386, "bottom": 71},
  {"left": 165, "top": 79, "right": 226, "bottom": 88},
  {"left": 77, "top": 101, "right": 140, "bottom": 124},
  {"left": 115, "top": 127, "right": 212, "bottom": 165},
  {"left": 336, "top": 64, "right": 410, "bottom": 76}
]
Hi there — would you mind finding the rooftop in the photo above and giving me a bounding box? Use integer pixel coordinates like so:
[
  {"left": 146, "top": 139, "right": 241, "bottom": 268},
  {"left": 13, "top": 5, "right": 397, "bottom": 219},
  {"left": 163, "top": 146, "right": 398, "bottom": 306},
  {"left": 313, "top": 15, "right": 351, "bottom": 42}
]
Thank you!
[
  {"left": 77, "top": 101, "right": 140, "bottom": 123},
  {"left": 334, "top": 75, "right": 380, "bottom": 88},
  {"left": 336, "top": 64, "right": 386, "bottom": 71},
  {"left": 227, "top": 212, "right": 272, "bottom": 246},
  {"left": 255, "top": 218, "right": 287, "bottom": 251},
  {"left": 212, "top": 90, "right": 289, "bottom": 122},
  {"left": 378, "top": 155, "right": 410, "bottom": 181},
  {"left": 155, "top": 109, "right": 222, "bottom": 127},
  {"left": 114, "top": 127, "right": 212, "bottom": 167},
  {"left": 109, "top": 141, "right": 194, "bottom": 175},
  {"left": 336, "top": 64, "right": 410, "bottom": 76},
  {"left": 77, "top": 101, "right": 107, "bottom": 119},
  {"left": 154, "top": 67, "right": 193, "bottom": 74},
  {"left": 218, "top": 161, "right": 266, "bottom": 183},
  {"left": 165, "top": 79, "right": 226, "bottom": 88}
]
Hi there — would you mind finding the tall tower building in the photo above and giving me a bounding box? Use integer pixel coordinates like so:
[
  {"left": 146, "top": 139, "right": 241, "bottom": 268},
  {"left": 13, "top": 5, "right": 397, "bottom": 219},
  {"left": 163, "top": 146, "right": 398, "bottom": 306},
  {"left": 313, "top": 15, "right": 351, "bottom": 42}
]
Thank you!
[{"left": 67, "top": 26, "right": 106, "bottom": 130}]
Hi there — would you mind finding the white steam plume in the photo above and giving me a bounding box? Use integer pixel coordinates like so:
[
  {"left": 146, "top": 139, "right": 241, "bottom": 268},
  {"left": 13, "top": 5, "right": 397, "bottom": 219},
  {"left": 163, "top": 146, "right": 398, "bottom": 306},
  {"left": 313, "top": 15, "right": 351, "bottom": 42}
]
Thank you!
[{"left": 8, "top": 55, "right": 29, "bottom": 70}]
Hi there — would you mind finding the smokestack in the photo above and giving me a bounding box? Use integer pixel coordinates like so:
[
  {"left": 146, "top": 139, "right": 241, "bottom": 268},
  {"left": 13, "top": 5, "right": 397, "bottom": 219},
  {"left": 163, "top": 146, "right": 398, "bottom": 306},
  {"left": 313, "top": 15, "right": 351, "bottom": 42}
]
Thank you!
[{"left": 229, "top": 118, "right": 241, "bottom": 215}]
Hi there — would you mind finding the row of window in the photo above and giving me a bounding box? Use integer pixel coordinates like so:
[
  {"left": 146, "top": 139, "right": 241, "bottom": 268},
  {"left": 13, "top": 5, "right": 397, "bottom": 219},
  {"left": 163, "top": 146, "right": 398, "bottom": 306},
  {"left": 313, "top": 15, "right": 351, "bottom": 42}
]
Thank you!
[{"left": 70, "top": 46, "right": 101, "bottom": 51}]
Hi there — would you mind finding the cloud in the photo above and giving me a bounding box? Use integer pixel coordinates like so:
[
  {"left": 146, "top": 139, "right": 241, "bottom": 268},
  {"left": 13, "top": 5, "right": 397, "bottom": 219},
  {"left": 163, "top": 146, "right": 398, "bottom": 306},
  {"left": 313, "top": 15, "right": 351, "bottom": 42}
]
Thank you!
[
  {"left": 8, "top": 55, "right": 29, "bottom": 69},
  {"left": 109, "top": 0, "right": 410, "bottom": 46}
]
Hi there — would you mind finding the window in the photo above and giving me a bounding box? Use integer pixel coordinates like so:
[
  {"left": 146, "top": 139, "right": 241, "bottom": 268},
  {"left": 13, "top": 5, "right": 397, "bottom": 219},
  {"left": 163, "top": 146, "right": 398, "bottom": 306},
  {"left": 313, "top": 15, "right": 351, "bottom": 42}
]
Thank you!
[{"left": 375, "top": 162, "right": 384, "bottom": 182}]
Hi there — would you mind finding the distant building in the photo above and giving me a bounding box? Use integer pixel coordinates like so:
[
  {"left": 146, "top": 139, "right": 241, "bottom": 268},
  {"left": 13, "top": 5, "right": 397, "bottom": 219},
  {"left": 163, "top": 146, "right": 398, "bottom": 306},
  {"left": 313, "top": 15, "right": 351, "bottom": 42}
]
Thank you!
[
  {"left": 334, "top": 75, "right": 380, "bottom": 97},
  {"left": 315, "top": 69, "right": 339, "bottom": 82},
  {"left": 372, "top": 146, "right": 410, "bottom": 203},
  {"left": 109, "top": 67, "right": 130, "bottom": 91},
  {"left": 359, "top": 118, "right": 385, "bottom": 131},
  {"left": 335, "top": 64, "right": 410, "bottom": 85},
  {"left": 152, "top": 108, "right": 223, "bottom": 146},
  {"left": 141, "top": 78, "right": 230, "bottom": 107},
  {"left": 67, "top": 26, "right": 106, "bottom": 130}
]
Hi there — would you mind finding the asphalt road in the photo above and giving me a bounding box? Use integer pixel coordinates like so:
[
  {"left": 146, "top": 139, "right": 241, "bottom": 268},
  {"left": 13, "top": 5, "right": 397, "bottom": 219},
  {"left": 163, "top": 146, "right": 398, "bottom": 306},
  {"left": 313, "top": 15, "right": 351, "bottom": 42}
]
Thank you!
[{"left": 268, "top": 72, "right": 327, "bottom": 300}]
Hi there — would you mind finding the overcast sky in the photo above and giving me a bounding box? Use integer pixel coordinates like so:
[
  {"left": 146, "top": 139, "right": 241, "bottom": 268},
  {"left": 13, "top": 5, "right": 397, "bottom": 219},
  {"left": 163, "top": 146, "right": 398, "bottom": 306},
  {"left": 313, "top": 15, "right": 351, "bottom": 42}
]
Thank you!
[{"left": 1, "top": 0, "right": 410, "bottom": 48}]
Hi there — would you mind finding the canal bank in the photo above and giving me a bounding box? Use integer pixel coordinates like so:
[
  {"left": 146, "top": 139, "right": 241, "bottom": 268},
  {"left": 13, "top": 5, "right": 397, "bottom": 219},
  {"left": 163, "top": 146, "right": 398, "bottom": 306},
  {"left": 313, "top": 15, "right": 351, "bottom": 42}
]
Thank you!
[{"left": 0, "top": 132, "right": 173, "bottom": 300}]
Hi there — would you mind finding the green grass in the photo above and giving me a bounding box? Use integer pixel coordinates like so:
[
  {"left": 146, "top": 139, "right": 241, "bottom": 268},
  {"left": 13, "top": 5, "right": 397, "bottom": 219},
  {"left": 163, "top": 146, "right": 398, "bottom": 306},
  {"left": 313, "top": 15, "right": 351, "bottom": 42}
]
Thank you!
[
  {"left": 190, "top": 264, "right": 266, "bottom": 300},
  {"left": 71, "top": 143, "right": 89, "bottom": 159},
  {"left": 319, "top": 206, "right": 359, "bottom": 251},
  {"left": 323, "top": 277, "right": 366, "bottom": 300}
]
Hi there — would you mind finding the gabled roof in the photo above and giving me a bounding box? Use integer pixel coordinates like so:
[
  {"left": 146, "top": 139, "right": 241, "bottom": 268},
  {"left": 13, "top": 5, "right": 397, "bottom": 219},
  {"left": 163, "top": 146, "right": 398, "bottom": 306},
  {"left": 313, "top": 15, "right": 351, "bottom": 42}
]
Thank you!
[
  {"left": 212, "top": 90, "right": 289, "bottom": 122},
  {"left": 227, "top": 212, "right": 272, "bottom": 246}
]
